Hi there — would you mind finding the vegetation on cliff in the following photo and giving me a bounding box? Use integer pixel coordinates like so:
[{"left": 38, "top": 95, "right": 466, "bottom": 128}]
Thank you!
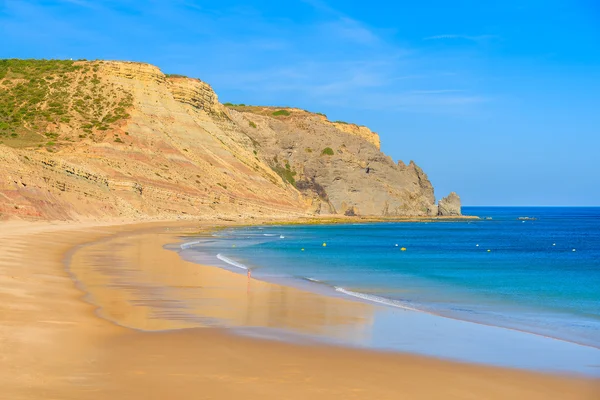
[
  {"left": 271, "top": 109, "right": 291, "bottom": 117},
  {"left": 321, "top": 147, "right": 335, "bottom": 156},
  {"left": 0, "top": 59, "right": 133, "bottom": 149},
  {"left": 271, "top": 162, "right": 297, "bottom": 186}
]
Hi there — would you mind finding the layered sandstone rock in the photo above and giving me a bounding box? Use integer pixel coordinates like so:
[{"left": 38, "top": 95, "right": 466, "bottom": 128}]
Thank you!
[
  {"left": 168, "top": 76, "right": 220, "bottom": 114},
  {"left": 331, "top": 122, "right": 381, "bottom": 149},
  {"left": 438, "top": 192, "right": 462, "bottom": 216},
  {"left": 225, "top": 109, "right": 439, "bottom": 216},
  {"left": 101, "top": 61, "right": 166, "bottom": 84},
  {"left": 0, "top": 60, "right": 461, "bottom": 220}
]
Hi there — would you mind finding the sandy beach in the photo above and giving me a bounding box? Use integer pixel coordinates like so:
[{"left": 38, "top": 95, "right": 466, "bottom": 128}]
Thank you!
[{"left": 1, "top": 220, "right": 599, "bottom": 399}]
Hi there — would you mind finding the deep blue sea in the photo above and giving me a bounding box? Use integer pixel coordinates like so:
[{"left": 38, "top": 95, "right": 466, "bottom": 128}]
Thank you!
[{"left": 184, "top": 207, "right": 600, "bottom": 349}]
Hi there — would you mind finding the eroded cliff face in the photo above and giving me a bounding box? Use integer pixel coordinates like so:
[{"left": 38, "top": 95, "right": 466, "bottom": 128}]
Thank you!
[
  {"left": 223, "top": 108, "right": 441, "bottom": 216},
  {"left": 0, "top": 60, "right": 460, "bottom": 220}
]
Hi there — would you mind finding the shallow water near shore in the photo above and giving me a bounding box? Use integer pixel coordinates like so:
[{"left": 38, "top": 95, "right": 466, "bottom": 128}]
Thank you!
[{"left": 179, "top": 207, "right": 600, "bottom": 375}]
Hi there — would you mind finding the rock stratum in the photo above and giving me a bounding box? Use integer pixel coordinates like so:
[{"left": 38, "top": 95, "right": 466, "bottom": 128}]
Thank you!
[{"left": 0, "top": 59, "right": 461, "bottom": 221}]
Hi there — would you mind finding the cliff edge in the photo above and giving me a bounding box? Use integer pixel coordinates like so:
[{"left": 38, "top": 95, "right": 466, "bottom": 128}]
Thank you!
[{"left": 0, "top": 59, "right": 461, "bottom": 220}]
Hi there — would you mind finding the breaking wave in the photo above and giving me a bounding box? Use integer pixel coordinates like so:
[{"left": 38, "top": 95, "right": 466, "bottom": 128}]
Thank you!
[
  {"left": 334, "top": 287, "right": 420, "bottom": 311},
  {"left": 216, "top": 254, "right": 249, "bottom": 270}
]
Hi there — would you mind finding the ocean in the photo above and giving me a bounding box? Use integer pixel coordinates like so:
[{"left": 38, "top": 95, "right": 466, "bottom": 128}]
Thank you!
[{"left": 179, "top": 207, "right": 600, "bottom": 373}]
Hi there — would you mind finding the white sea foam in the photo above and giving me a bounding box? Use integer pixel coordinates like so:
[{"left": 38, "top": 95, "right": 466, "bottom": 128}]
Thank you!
[
  {"left": 263, "top": 233, "right": 277, "bottom": 236},
  {"left": 216, "top": 254, "right": 248, "bottom": 270},
  {"left": 334, "top": 287, "right": 420, "bottom": 312},
  {"left": 180, "top": 240, "right": 200, "bottom": 249}
]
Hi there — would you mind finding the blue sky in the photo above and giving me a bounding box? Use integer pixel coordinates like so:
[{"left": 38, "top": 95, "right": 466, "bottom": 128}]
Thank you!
[{"left": 1, "top": 0, "right": 599, "bottom": 205}]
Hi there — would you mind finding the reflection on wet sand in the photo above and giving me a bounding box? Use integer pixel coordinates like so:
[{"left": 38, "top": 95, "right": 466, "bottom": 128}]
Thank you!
[
  {"left": 69, "top": 232, "right": 376, "bottom": 343},
  {"left": 4, "top": 221, "right": 597, "bottom": 399}
]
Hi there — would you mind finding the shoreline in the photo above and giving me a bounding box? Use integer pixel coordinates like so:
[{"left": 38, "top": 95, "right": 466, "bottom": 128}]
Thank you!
[
  {"left": 1, "top": 219, "right": 599, "bottom": 399},
  {"left": 212, "top": 245, "right": 600, "bottom": 352},
  {"left": 175, "top": 232, "right": 600, "bottom": 375},
  {"left": 68, "top": 221, "right": 600, "bottom": 376},
  {"left": 175, "top": 214, "right": 480, "bottom": 237},
  {"left": 181, "top": 221, "right": 600, "bottom": 352}
]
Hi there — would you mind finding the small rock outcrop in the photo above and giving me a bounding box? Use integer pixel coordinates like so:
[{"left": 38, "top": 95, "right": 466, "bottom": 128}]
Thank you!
[
  {"left": 102, "top": 61, "right": 165, "bottom": 84},
  {"left": 168, "top": 76, "right": 220, "bottom": 114},
  {"left": 438, "top": 192, "right": 462, "bottom": 216},
  {"left": 331, "top": 122, "right": 381, "bottom": 149}
]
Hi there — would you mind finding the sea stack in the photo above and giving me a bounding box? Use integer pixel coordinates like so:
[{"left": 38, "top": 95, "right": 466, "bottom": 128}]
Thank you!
[{"left": 438, "top": 192, "right": 462, "bottom": 216}]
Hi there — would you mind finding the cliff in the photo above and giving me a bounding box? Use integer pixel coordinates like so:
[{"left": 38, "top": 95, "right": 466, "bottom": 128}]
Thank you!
[{"left": 0, "top": 59, "right": 460, "bottom": 221}]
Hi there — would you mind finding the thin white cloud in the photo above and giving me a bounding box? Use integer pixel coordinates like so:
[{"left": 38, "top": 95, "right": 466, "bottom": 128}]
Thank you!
[
  {"left": 359, "top": 92, "right": 489, "bottom": 113},
  {"left": 303, "top": 0, "right": 381, "bottom": 46},
  {"left": 1, "top": 0, "right": 107, "bottom": 44},
  {"left": 424, "top": 34, "right": 498, "bottom": 41},
  {"left": 410, "top": 89, "right": 465, "bottom": 94},
  {"left": 321, "top": 17, "right": 380, "bottom": 45},
  {"left": 209, "top": 58, "right": 395, "bottom": 94},
  {"left": 300, "top": 0, "right": 342, "bottom": 16},
  {"left": 56, "top": 0, "right": 97, "bottom": 8}
]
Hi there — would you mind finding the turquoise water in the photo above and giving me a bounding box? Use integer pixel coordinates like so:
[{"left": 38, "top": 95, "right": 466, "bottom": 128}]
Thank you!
[{"left": 183, "top": 207, "right": 600, "bottom": 350}]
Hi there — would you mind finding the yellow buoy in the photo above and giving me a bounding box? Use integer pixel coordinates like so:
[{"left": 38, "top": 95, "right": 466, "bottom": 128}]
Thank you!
[
  {"left": 400, "top": 247, "right": 406, "bottom": 251},
  {"left": 232, "top": 245, "right": 236, "bottom": 248},
  {"left": 301, "top": 248, "right": 305, "bottom": 251},
  {"left": 487, "top": 249, "right": 491, "bottom": 252},
  {"left": 322, "top": 242, "right": 327, "bottom": 247}
]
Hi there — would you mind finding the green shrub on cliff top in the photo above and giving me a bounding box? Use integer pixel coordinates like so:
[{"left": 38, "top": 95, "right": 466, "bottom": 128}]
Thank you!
[{"left": 272, "top": 109, "right": 291, "bottom": 116}]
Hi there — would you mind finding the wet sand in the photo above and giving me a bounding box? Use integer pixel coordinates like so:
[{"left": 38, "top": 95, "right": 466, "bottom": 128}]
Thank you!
[{"left": 1, "top": 220, "right": 599, "bottom": 399}]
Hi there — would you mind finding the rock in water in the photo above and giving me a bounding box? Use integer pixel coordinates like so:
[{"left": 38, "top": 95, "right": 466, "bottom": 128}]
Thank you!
[{"left": 438, "top": 192, "right": 462, "bottom": 216}]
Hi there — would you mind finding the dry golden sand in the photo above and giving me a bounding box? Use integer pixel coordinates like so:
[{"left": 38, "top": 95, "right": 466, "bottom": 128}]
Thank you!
[{"left": 1, "top": 220, "right": 599, "bottom": 399}]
